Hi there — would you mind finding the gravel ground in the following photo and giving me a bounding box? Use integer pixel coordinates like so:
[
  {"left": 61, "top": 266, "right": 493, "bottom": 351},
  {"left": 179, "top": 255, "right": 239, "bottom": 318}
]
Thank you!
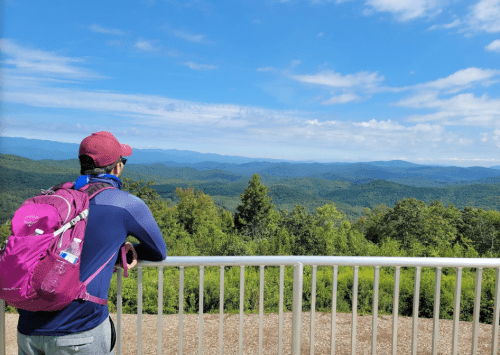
[{"left": 5, "top": 312, "right": 498, "bottom": 354}]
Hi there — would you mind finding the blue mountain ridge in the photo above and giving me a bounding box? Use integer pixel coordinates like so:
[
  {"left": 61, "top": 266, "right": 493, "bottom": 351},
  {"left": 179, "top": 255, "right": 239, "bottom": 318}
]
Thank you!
[{"left": 3, "top": 136, "right": 500, "bottom": 187}]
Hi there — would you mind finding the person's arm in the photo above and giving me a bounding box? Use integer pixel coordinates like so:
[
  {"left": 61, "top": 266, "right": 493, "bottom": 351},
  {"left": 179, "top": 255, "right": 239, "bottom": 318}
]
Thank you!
[{"left": 123, "top": 194, "right": 167, "bottom": 261}]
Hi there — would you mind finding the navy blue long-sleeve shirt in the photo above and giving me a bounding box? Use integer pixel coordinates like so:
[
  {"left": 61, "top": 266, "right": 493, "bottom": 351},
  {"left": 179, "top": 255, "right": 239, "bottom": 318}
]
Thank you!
[{"left": 17, "top": 176, "right": 167, "bottom": 335}]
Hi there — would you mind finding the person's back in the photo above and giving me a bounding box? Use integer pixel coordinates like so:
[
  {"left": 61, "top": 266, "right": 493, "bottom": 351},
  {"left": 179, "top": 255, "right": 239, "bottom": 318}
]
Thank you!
[{"left": 16, "top": 131, "right": 167, "bottom": 355}]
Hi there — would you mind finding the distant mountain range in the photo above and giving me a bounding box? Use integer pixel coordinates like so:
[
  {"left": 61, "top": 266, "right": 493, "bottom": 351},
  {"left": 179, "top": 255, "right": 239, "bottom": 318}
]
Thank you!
[
  {"left": 2, "top": 154, "right": 500, "bottom": 223},
  {"left": 3, "top": 136, "right": 500, "bottom": 188},
  {"left": 0, "top": 136, "right": 283, "bottom": 164}
]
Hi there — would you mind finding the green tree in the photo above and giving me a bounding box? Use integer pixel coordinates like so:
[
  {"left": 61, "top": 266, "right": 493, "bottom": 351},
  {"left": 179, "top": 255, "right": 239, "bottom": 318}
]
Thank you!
[
  {"left": 356, "top": 204, "right": 391, "bottom": 244},
  {"left": 122, "top": 179, "right": 161, "bottom": 207},
  {"left": 0, "top": 220, "right": 11, "bottom": 247},
  {"left": 380, "top": 198, "right": 428, "bottom": 249},
  {"left": 284, "top": 205, "right": 318, "bottom": 255},
  {"left": 460, "top": 207, "right": 500, "bottom": 256},
  {"left": 234, "top": 174, "right": 275, "bottom": 239}
]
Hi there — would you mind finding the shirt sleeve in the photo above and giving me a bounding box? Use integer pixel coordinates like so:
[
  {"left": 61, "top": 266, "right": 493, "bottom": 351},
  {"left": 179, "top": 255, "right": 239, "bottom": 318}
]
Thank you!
[{"left": 122, "top": 194, "right": 167, "bottom": 261}]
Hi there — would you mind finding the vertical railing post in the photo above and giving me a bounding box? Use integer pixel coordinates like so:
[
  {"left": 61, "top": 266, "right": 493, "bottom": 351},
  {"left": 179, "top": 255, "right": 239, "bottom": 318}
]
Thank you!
[
  {"left": 239, "top": 266, "right": 245, "bottom": 355},
  {"left": 219, "top": 266, "right": 224, "bottom": 355},
  {"left": 372, "top": 266, "right": 380, "bottom": 355},
  {"left": 291, "top": 262, "right": 304, "bottom": 355},
  {"left": 451, "top": 267, "right": 462, "bottom": 355},
  {"left": 117, "top": 269, "right": 123, "bottom": 355},
  {"left": 199, "top": 266, "right": 204, "bottom": 355},
  {"left": 432, "top": 267, "right": 442, "bottom": 355},
  {"left": 391, "top": 266, "right": 401, "bottom": 355},
  {"left": 0, "top": 299, "right": 5, "bottom": 355},
  {"left": 491, "top": 268, "right": 500, "bottom": 355},
  {"left": 137, "top": 267, "right": 143, "bottom": 355},
  {"left": 310, "top": 265, "right": 317, "bottom": 355},
  {"left": 331, "top": 265, "right": 338, "bottom": 355},
  {"left": 259, "top": 265, "right": 265, "bottom": 355},
  {"left": 158, "top": 266, "right": 164, "bottom": 355},
  {"left": 279, "top": 265, "right": 285, "bottom": 355},
  {"left": 179, "top": 266, "right": 185, "bottom": 355},
  {"left": 411, "top": 267, "right": 421, "bottom": 355},
  {"left": 471, "top": 268, "right": 482, "bottom": 355},
  {"left": 351, "top": 266, "right": 359, "bottom": 354}
]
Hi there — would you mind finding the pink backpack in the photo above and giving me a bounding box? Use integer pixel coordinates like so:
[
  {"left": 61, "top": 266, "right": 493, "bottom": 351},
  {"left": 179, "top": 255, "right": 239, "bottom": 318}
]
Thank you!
[{"left": 0, "top": 182, "right": 128, "bottom": 312}]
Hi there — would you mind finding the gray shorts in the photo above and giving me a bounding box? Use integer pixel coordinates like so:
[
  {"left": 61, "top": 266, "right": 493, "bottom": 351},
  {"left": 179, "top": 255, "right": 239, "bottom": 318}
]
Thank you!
[{"left": 17, "top": 316, "right": 115, "bottom": 355}]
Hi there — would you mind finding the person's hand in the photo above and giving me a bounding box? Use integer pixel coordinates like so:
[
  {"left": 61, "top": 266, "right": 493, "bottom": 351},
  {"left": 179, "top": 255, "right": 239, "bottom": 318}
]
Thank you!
[{"left": 123, "top": 242, "right": 138, "bottom": 269}]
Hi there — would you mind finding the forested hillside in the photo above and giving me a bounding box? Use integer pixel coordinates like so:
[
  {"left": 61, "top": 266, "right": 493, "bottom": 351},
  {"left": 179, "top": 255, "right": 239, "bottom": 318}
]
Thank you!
[{"left": 2, "top": 155, "right": 500, "bottom": 323}]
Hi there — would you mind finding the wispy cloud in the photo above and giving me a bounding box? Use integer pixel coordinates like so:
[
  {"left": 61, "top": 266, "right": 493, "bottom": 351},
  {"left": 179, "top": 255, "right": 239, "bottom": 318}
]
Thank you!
[
  {"left": 290, "top": 69, "right": 384, "bottom": 104},
  {"left": 182, "top": 61, "right": 218, "bottom": 70},
  {"left": 398, "top": 92, "right": 500, "bottom": 128},
  {"left": 132, "top": 38, "right": 183, "bottom": 57},
  {"left": 321, "top": 93, "right": 360, "bottom": 104},
  {"left": 392, "top": 67, "right": 500, "bottom": 128},
  {"left": 3, "top": 84, "right": 457, "bottom": 159},
  {"left": 172, "top": 29, "right": 214, "bottom": 44},
  {"left": 486, "top": 39, "right": 500, "bottom": 52},
  {"left": 469, "top": 0, "right": 500, "bottom": 33},
  {"left": 427, "top": 19, "right": 461, "bottom": 31},
  {"left": 256, "top": 66, "right": 275, "bottom": 72},
  {"left": 413, "top": 67, "right": 500, "bottom": 92},
  {"left": 134, "top": 39, "right": 160, "bottom": 52},
  {"left": 291, "top": 70, "right": 384, "bottom": 89},
  {"left": 89, "top": 24, "right": 124, "bottom": 35},
  {"left": 364, "top": 0, "right": 442, "bottom": 21},
  {"left": 2, "top": 39, "right": 104, "bottom": 80}
]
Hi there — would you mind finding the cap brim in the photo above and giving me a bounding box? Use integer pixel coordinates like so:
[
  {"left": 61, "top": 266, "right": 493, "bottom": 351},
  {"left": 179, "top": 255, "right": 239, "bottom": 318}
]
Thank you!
[{"left": 121, "top": 144, "right": 133, "bottom": 157}]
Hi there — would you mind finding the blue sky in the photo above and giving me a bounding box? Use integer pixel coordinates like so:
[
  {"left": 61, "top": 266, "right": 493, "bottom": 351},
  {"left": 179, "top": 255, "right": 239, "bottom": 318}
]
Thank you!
[{"left": 2, "top": 0, "right": 500, "bottom": 166}]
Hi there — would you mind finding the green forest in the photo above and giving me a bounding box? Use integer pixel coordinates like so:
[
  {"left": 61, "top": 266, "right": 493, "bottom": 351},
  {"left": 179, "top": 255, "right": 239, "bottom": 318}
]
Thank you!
[{"left": 1, "top": 155, "right": 500, "bottom": 324}]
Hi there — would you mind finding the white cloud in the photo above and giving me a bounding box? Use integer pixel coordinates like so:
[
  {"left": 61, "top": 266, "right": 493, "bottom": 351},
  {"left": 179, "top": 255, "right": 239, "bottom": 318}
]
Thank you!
[
  {"left": 2, "top": 78, "right": 488, "bottom": 162},
  {"left": 291, "top": 70, "right": 384, "bottom": 89},
  {"left": 290, "top": 69, "right": 384, "bottom": 105},
  {"left": 1, "top": 39, "right": 104, "bottom": 80},
  {"left": 398, "top": 92, "right": 500, "bottom": 127},
  {"left": 469, "top": 0, "right": 500, "bottom": 33},
  {"left": 486, "top": 39, "right": 500, "bottom": 52},
  {"left": 182, "top": 61, "right": 218, "bottom": 70},
  {"left": 89, "top": 24, "right": 124, "bottom": 35},
  {"left": 134, "top": 39, "right": 158, "bottom": 52},
  {"left": 256, "top": 66, "right": 275, "bottom": 72},
  {"left": 427, "top": 19, "right": 461, "bottom": 31},
  {"left": 172, "top": 29, "right": 214, "bottom": 44},
  {"left": 321, "top": 93, "right": 360, "bottom": 104},
  {"left": 415, "top": 67, "right": 500, "bottom": 91},
  {"left": 364, "top": 0, "right": 442, "bottom": 21}
]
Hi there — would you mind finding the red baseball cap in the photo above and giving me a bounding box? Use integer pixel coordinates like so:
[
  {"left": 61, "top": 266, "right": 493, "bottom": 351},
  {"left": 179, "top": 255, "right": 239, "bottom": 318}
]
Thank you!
[{"left": 79, "top": 131, "right": 132, "bottom": 167}]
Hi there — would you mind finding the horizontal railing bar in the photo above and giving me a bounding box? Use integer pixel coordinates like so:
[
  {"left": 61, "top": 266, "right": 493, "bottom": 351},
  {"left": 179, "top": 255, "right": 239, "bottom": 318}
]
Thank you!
[{"left": 137, "top": 256, "right": 500, "bottom": 268}]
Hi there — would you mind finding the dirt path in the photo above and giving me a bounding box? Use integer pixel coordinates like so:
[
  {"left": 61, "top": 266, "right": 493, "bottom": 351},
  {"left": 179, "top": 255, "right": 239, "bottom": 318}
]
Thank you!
[{"left": 5, "top": 312, "right": 498, "bottom": 354}]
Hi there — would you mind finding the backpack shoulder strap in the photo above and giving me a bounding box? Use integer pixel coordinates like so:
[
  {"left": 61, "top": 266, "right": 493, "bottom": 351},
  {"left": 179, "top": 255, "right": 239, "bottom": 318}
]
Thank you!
[
  {"left": 79, "top": 183, "right": 116, "bottom": 199},
  {"left": 44, "top": 181, "right": 74, "bottom": 193}
]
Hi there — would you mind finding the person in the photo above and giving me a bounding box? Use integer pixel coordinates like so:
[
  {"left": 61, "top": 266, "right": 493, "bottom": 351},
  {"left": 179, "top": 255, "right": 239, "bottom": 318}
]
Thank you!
[{"left": 17, "top": 131, "right": 167, "bottom": 355}]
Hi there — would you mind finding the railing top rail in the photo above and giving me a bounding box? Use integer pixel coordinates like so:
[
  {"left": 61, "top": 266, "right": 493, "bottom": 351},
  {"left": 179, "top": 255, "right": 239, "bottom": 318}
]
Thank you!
[{"left": 136, "top": 256, "right": 500, "bottom": 268}]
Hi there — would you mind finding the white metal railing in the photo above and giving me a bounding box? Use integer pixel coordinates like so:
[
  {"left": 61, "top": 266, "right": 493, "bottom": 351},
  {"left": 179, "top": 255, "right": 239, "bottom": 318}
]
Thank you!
[{"left": 2, "top": 255, "right": 500, "bottom": 355}]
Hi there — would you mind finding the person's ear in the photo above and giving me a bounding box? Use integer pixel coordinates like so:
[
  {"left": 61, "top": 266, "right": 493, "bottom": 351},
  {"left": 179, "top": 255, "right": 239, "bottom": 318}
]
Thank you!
[{"left": 112, "top": 161, "right": 124, "bottom": 177}]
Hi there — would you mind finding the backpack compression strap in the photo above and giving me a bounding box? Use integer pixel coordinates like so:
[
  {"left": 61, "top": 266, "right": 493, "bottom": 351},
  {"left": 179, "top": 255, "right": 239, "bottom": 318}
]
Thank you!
[{"left": 77, "top": 251, "right": 118, "bottom": 305}]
